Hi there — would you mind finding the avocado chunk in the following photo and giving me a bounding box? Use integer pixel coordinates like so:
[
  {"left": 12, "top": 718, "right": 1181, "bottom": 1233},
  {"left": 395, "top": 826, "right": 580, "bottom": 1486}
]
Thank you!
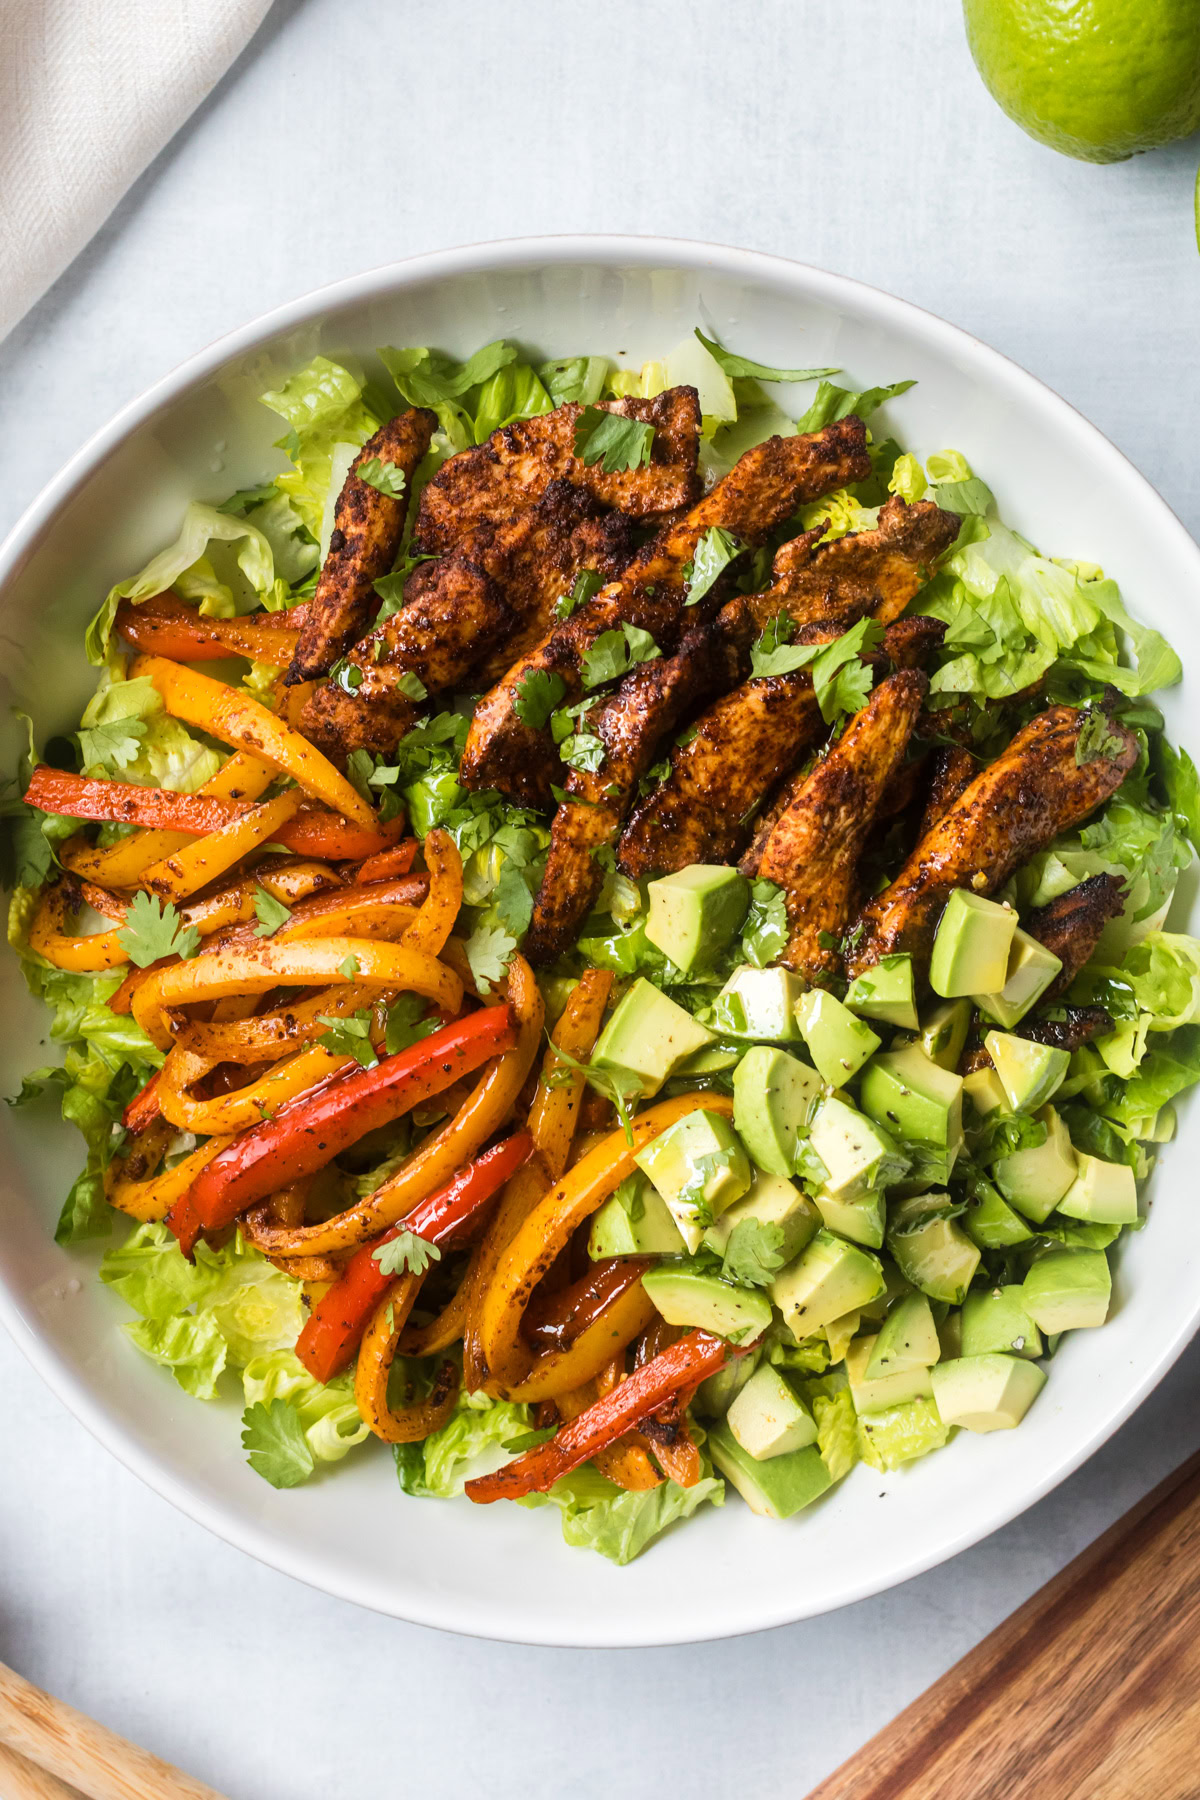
[
  {"left": 694, "top": 1346, "right": 762, "bottom": 1419},
  {"left": 703, "top": 1169, "right": 820, "bottom": 1267},
  {"left": 708, "top": 1421, "right": 833, "bottom": 1519},
  {"left": 1021, "top": 1248, "right": 1111, "bottom": 1332},
  {"left": 732, "top": 1045, "right": 822, "bottom": 1177},
  {"left": 642, "top": 1263, "right": 771, "bottom": 1344},
  {"left": 644, "top": 864, "right": 749, "bottom": 973},
  {"left": 993, "top": 1105, "right": 1077, "bottom": 1223},
  {"left": 930, "top": 890, "right": 1017, "bottom": 998},
  {"left": 634, "top": 1109, "right": 752, "bottom": 1252},
  {"left": 770, "top": 1229, "right": 885, "bottom": 1336},
  {"left": 919, "top": 998, "right": 972, "bottom": 1072},
  {"left": 843, "top": 953, "right": 919, "bottom": 1030},
  {"left": 961, "top": 1285, "right": 1043, "bottom": 1358},
  {"left": 887, "top": 1192, "right": 981, "bottom": 1304},
  {"left": 812, "top": 1188, "right": 886, "bottom": 1250},
  {"left": 824, "top": 1307, "right": 862, "bottom": 1360},
  {"left": 713, "top": 965, "right": 806, "bottom": 1043},
  {"left": 591, "top": 978, "right": 713, "bottom": 1097},
  {"left": 794, "top": 989, "right": 881, "bottom": 1085},
  {"left": 846, "top": 1333, "right": 934, "bottom": 1414},
  {"left": 859, "top": 1042, "right": 964, "bottom": 1151},
  {"left": 930, "top": 1353, "right": 1047, "bottom": 1432},
  {"left": 588, "top": 1173, "right": 688, "bottom": 1259},
  {"left": 727, "top": 1363, "right": 818, "bottom": 1458},
  {"left": 809, "top": 1095, "right": 907, "bottom": 1199},
  {"left": 973, "top": 928, "right": 1063, "bottom": 1029},
  {"left": 865, "top": 1292, "right": 940, "bottom": 1376},
  {"left": 1057, "top": 1152, "right": 1139, "bottom": 1225},
  {"left": 962, "top": 1176, "right": 1034, "bottom": 1249},
  {"left": 985, "top": 1030, "right": 1069, "bottom": 1113},
  {"left": 674, "top": 1043, "right": 742, "bottom": 1076},
  {"left": 963, "top": 1066, "right": 1008, "bottom": 1117}
]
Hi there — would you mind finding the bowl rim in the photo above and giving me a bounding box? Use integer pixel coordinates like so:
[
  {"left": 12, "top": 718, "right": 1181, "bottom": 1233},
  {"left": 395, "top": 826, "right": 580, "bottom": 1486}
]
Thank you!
[{"left": 4, "top": 233, "right": 1200, "bottom": 1647}]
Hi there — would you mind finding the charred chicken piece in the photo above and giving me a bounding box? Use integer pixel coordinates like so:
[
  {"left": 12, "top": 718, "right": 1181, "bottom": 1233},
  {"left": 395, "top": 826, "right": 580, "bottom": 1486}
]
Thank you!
[
  {"left": 918, "top": 745, "right": 977, "bottom": 839},
  {"left": 1024, "top": 871, "right": 1127, "bottom": 1001}
]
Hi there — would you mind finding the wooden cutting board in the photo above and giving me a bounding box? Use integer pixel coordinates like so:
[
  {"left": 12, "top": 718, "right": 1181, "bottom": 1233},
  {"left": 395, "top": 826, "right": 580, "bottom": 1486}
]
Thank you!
[{"left": 806, "top": 1447, "right": 1200, "bottom": 1800}]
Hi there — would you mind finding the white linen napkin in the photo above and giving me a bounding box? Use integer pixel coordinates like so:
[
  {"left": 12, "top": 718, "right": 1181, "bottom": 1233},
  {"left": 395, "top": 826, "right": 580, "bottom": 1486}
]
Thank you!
[{"left": 0, "top": 0, "right": 275, "bottom": 343}]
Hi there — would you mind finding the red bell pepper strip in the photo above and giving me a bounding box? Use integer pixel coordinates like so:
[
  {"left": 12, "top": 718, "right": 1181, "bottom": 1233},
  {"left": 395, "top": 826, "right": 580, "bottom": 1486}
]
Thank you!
[
  {"left": 295, "top": 1130, "right": 536, "bottom": 1384},
  {"left": 122, "top": 1072, "right": 163, "bottom": 1134},
  {"left": 176, "top": 1006, "right": 517, "bottom": 1235},
  {"left": 465, "top": 1330, "right": 739, "bottom": 1503},
  {"left": 23, "top": 767, "right": 405, "bottom": 860},
  {"left": 354, "top": 842, "right": 419, "bottom": 883},
  {"left": 114, "top": 596, "right": 302, "bottom": 665}
]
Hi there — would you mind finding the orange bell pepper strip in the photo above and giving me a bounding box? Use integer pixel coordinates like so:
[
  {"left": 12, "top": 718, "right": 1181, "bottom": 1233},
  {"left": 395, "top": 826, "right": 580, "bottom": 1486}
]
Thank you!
[
  {"left": 60, "top": 751, "right": 279, "bottom": 886},
  {"left": 465, "top": 1330, "right": 737, "bottom": 1503},
  {"left": 353, "top": 842, "right": 418, "bottom": 884},
  {"left": 502, "top": 1280, "right": 657, "bottom": 1405},
  {"left": 106, "top": 1133, "right": 234, "bottom": 1224},
  {"left": 115, "top": 595, "right": 301, "bottom": 664},
  {"left": 129, "top": 653, "right": 374, "bottom": 827},
  {"left": 139, "top": 790, "right": 302, "bottom": 901},
  {"left": 295, "top": 1129, "right": 535, "bottom": 1384},
  {"left": 354, "top": 1281, "right": 462, "bottom": 1444},
  {"left": 400, "top": 829, "right": 461, "bottom": 958},
  {"left": 177, "top": 1006, "right": 518, "bottom": 1236}
]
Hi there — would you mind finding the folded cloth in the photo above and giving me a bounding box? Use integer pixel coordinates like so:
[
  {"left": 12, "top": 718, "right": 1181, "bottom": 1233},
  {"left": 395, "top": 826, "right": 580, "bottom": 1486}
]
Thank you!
[{"left": 0, "top": 0, "right": 275, "bottom": 343}]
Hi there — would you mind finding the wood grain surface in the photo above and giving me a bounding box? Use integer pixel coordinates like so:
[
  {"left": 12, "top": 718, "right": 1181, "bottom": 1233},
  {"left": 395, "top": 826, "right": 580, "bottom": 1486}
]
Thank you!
[
  {"left": 807, "top": 1447, "right": 1200, "bottom": 1800},
  {"left": 0, "top": 1739, "right": 87, "bottom": 1800}
]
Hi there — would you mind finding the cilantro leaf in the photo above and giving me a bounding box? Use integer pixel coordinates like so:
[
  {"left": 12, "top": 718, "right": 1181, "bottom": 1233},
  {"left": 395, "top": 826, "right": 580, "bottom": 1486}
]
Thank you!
[
  {"left": 721, "top": 1219, "right": 789, "bottom": 1287},
  {"left": 494, "top": 860, "right": 533, "bottom": 938},
  {"left": 329, "top": 658, "right": 364, "bottom": 693},
  {"left": 637, "top": 756, "right": 671, "bottom": 797},
  {"left": 1076, "top": 706, "right": 1129, "bottom": 767},
  {"left": 741, "top": 879, "right": 789, "bottom": 967},
  {"left": 396, "top": 671, "right": 427, "bottom": 701},
  {"left": 694, "top": 330, "right": 841, "bottom": 384},
  {"left": 252, "top": 885, "right": 293, "bottom": 937},
  {"left": 373, "top": 554, "right": 434, "bottom": 623},
  {"left": 465, "top": 921, "right": 517, "bottom": 993},
  {"left": 513, "top": 668, "right": 567, "bottom": 730},
  {"left": 339, "top": 954, "right": 360, "bottom": 978},
  {"left": 117, "top": 892, "right": 201, "bottom": 968},
  {"left": 573, "top": 407, "right": 654, "bottom": 473},
  {"left": 373, "top": 1230, "right": 441, "bottom": 1278},
  {"left": 749, "top": 612, "right": 819, "bottom": 679},
  {"left": 559, "top": 728, "right": 606, "bottom": 775},
  {"left": 555, "top": 568, "right": 604, "bottom": 622},
  {"left": 77, "top": 717, "right": 148, "bottom": 771},
  {"left": 241, "top": 1399, "right": 315, "bottom": 1489},
  {"left": 684, "top": 526, "right": 744, "bottom": 606},
  {"left": 356, "top": 458, "right": 407, "bottom": 497},
  {"left": 810, "top": 618, "right": 883, "bottom": 723},
  {"left": 316, "top": 1008, "right": 378, "bottom": 1068},
  {"left": 796, "top": 379, "right": 916, "bottom": 434},
  {"left": 580, "top": 623, "right": 662, "bottom": 691},
  {"left": 385, "top": 994, "right": 441, "bottom": 1056}
]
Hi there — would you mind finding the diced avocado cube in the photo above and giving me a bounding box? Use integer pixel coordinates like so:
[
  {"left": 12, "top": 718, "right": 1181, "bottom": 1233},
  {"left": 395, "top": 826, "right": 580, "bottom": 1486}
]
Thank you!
[
  {"left": 674, "top": 1043, "right": 742, "bottom": 1076},
  {"left": 694, "top": 1346, "right": 761, "bottom": 1419},
  {"left": 708, "top": 1421, "right": 833, "bottom": 1519},
  {"left": 846, "top": 1334, "right": 934, "bottom": 1415},
  {"left": 937, "top": 1307, "right": 963, "bottom": 1360},
  {"left": 713, "top": 965, "right": 806, "bottom": 1043},
  {"left": 727, "top": 1364, "right": 818, "bottom": 1459},
  {"left": 703, "top": 1169, "right": 820, "bottom": 1265},
  {"left": 856, "top": 1258, "right": 914, "bottom": 1325},
  {"left": 592, "top": 978, "right": 713, "bottom": 1097},
  {"left": 930, "top": 889, "right": 1017, "bottom": 998},
  {"left": 644, "top": 864, "right": 749, "bottom": 973},
  {"left": 824, "top": 1308, "right": 861, "bottom": 1360},
  {"left": 794, "top": 989, "right": 881, "bottom": 1085},
  {"left": 865, "top": 1292, "right": 940, "bottom": 1376},
  {"left": 962, "top": 1177, "right": 1034, "bottom": 1249},
  {"left": 588, "top": 1173, "right": 688, "bottom": 1260},
  {"left": 732, "top": 1045, "right": 822, "bottom": 1177},
  {"left": 641, "top": 1264, "right": 771, "bottom": 1345},
  {"left": 919, "top": 998, "right": 972, "bottom": 1072},
  {"left": 1021, "top": 1248, "right": 1111, "bottom": 1332},
  {"left": 813, "top": 1188, "right": 886, "bottom": 1250},
  {"left": 1057, "top": 1152, "right": 1139, "bottom": 1225},
  {"left": 985, "top": 1031, "right": 1069, "bottom": 1113},
  {"left": 993, "top": 1105, "right": 1077, "bottom": 1223},
  {"left": 770, "top": 1229, "right": 885, "bottom": 1336},
  {"left": 973, "top": 928, "right": 1062, "bottom": 1029},
  {"left": 930, "top": 1353, "right": 1046, "bottom": 1432},
  {"left": 887, "top": 1193, "right": 981, "bottom": 1304},
  {"left": 635, "top": 1110, "right": 751, "bottom": 1252},
  {"left": 963, "top": 1066, "right": 1008, "bottom": 1117},
  {"left": 961, "top": 1286, "right": 1043, "bottom": 1359},
  {"left": 809, "top": 1096, "right": 906, "bottom": 1200},
  {"left": 843, "top": 953, "right": 919, "bottom": 1029},
  {"left": 859, "top": 1043, "right": 964, "bottom": 1151}
]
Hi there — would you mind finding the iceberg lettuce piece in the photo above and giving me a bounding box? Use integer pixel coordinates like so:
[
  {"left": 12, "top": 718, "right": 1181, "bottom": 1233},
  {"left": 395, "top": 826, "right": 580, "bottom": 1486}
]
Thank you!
[
  {"left": 78, "top": 669, "right": 222, "bottom": 792},
  {"left": 262, "top": 354, "right": 381, "bottom": 542},
  {"left": 241, "top": 1349, "right": 369, "bottom": 1465},
  {"left": 856, "top": 1395, "right": 949, "bottom": 1471},
  {"left": 520, "top": 1465, "right": 724, "bottom": 1565},
  {"left": 396, "top": 1387, "right": 533, "bottom": 1497}
]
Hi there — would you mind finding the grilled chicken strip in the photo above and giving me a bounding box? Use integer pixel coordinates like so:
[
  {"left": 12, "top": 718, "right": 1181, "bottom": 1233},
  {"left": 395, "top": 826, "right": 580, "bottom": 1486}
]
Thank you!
[
  {"left": 750, "top": 671, "right": 927, "bottom": 982},
  {"left": 286, "top": 408, "right": 437, "bottom": 684},
  {"left": 301, "top": 481, "right": 635, "bottom": 759},
  {"left": 918, "top": 745, "right": 977, "bottom": 839},
  {"left": 844, "top": 707, "right": 1139, "bottom": 976},
  {"left": 1025, "top": 871, "right": 1126, "bottom": 1001},
  {"left": 459, "top": 417, "right": 874, "bottom": 809},
  {"left": 413, "top": 388, "right": 703, "bottom": 555}
]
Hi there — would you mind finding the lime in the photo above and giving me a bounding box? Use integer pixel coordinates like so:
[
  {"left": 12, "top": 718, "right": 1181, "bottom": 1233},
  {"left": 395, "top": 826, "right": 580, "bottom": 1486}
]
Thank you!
[{"left": 964, "top": 0, "right": 1200, "bottom": 163}]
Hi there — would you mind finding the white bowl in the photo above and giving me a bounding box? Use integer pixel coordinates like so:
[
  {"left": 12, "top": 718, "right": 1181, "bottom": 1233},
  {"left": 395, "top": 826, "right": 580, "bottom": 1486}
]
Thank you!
[{"left": 2, "top": 237, "right": 1198, "bottom": 1647}]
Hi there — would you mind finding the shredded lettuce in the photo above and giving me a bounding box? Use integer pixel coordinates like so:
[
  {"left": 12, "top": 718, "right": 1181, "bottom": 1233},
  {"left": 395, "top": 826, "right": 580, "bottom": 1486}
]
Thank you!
[
  {"left": 260, "top": 354, "right": 380, "bottom": 543},
  {"left": 395, "top": 1387, "right": 532, "bottom": 1497},
  {"left": 856, "top": 1396, "right": 950, "bottom": 1471},
  {"left": 241, "top": 1349, "right": 369, "bottom": 1466},
  {"left": 78, "top": 667, "right": 222, "bottom": 791},
  {"left": 812, "top": 1386, "right": 860, "bottom": 1482},
  {"left": 520, "top": 1464, "right": 724, "bottom": 1565}
]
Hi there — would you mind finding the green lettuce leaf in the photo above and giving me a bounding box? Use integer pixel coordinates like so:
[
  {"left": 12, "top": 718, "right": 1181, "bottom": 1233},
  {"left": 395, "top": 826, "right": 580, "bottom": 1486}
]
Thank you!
[
  {"left": 78, "top": 670, "right": 221, "bottom": 792},
  {"left": 241, "top": 1348, "right": 369, "bottom": 1466},
  {"left": 520, "top": 1464, "right": 724, "bottom": 1564},
  {"left": 261, "top": 354, "right": 381, "bottom": 545},
  {"left": 395, "top": 1388, "right": 532, "bottom": 1497}
]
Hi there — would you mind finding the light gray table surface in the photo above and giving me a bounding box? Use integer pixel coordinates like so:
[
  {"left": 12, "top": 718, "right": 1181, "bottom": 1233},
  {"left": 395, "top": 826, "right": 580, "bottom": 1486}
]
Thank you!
[{"left": 3, "top": 3, "right": 1199, "bottom": 1795}]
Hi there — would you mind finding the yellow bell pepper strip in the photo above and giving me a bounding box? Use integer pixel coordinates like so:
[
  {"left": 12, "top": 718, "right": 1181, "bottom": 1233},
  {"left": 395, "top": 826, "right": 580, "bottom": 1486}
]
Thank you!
[
  {"left": 139, "top": 790, "right": 301, "bottom": 901},
  {"left": 105, "top": 1131, "right": 234, "bottom": 1224},
  {"left": 355, "top": 1278, "right": 461, "bottom": 1444},
  {"left": 61, "top": 750, "right": 278, "bottom": 887},
  {"left": 501, "top": 1279, "right": 657, "bottom": 1405},
  {"left": 400, "top": 829, "right": 462, "bottom": 958},
  {"left": 115, "top": 594, "right": 301, "bottom": 664},
  {"left": 28, "top": 883, "right": 129, "bottom": 972},
  {"left": 155, "top": 1041, "right": 351, "bottom": 1136},
  {"left": 475, "top": 1093, "right": 733, "bottom": 1393},
  {"left": 131, "top": 936, "right": 463, "bottom": 1050},
  {"left": 171, "top": 979, "right": 398, "bottom": 1066},
  {"left": 130, "top": 653, "right": 375, "bottom": 828},
  {"left": 239, "top": 955, "right": 543, "bottom": 1259}
]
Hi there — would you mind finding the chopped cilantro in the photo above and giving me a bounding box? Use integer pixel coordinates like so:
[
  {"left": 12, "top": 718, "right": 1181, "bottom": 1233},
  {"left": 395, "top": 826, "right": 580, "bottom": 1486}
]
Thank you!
[
  {"left": 395, "top": 670, "right": 427, "bottom": 702},
  {"left": 741, "top": 879, "right": 789, "bottom": 967},
  {"left": 241, "top": 1399, "right": 314, "bottom": 1489},
  {"left": 501, "top": 1425, "right": 558, "bottom": 1453},
  {"left": 580, "top": 622, "right": 661, "bottom": 691},
  {"left": 683, "top": 526, "right": 744, "bottom": 606},
  {"left": 465, "top": 921, "right": 517, "bottom": 993},
  {"left": 559, "top": 727, "right": 606, "bottom": 775},
  {"left": 513, "top": 668, "right": 567, "bottom": 730},
  {"left": 694, "top": 329, "right": 841, "bottom": 384},
  {"left": 252, "top": 885, "right": 293, "bottom": 937},
  {"left": 1076, "top": 707, "right": 1128, "bottom": 766},
  {"left": 356, "top": 458, "right": 407, "bottom": 497},
  {"left": 385, "top": 994, "right": 441, "bottom": 1056},
  {"left": 373, "top": 1230, "right": 441, "bottom": 1279},
  {"left": 329, "top": 658, "right": 364, "bottom": 694},
  {"left": 77, "top": 717, "right": 148, "bottom": 771},
  {"left": 573, "top": 407, "right": 654, "bottom": 472},
  {"left": 493, "top": 860, "right": 534, "bottom": 938},
  {"left": 116, "top": 892, "right": 201, "bottom": 968},
  {"left": 721, "top": 1219, "right": 789, "bottom": 1287},
  {"left": 554, "top": 568, "right": 604, "bottom": 621},
  {"left": 316, "top": 1009, "right": 378, "bottom": 1068},
  {"left": 339, "top": 954, "right": 360, "bottom": 979}
]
